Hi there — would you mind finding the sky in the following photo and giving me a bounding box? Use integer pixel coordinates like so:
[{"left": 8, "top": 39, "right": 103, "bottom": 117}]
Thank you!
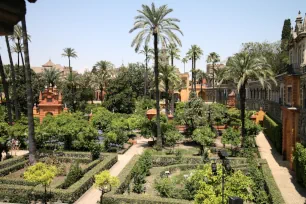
[{"left": 0, "top": 0, "right": 305, "bottom": 74}]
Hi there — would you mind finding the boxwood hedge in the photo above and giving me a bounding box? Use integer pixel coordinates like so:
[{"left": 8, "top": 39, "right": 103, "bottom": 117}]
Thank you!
[{"left": 263, "top": 114, "right": 282, "bottom": 153}]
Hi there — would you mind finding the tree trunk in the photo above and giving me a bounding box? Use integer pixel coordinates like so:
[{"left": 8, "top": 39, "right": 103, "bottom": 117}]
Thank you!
[
  {"left": 44, "top": 185, "right": 47, "bottom": 204},
  {"left": 69, "top": 57, "right": 72, "bottom": 75},
  {"left": 240, "top": 83, "right": 246, "bottom": 145},
  {"left": 22, "top": 17, "right": 37, "bottom": 164},
  {"left": 5, "top": 36, "right": 19, "bottom": 120},
  {"left": 100, "top": 191, "right": 104, "bottom": 204},
  {"left": 212, "top": 63, "right": 215, "bottom": 103},
  {"left": 171, "top": 92, "right": 175, "bottom": 114},
  {"left": 200, "top": 81, "right": 203, "bottom": 99},
  {"left": 18, "top": 38, "right": 26, "bottom": 80},
  {"left": 153, "top": 32, "right": 162, "bottom": 149},
  {"left": 194, "top": 56, "right": 197, "bottom": 92},
  {"left": 0, "top": 55, "right": 13, "bottom": 125},
  {"left": 165, "top": 80, "right": 169, "bottom": 115},
  {"left": 183, "top": 62, "right": 185, "bottom": 73},
  {"left": 100, "top": 86, "right": 103, "bottom": 102},
  {"left": 144, "top": 54, "right": 148, "bottom": 97},
  {"left": 191, "top": 57, "right": 194, "bottom": 92},
  {"left": 171, "top": 55, "right": 174, "bottom": 67}
]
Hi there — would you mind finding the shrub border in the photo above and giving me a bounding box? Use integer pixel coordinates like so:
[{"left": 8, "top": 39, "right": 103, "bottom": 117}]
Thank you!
[{"left": 0, "top": 153, "right": 118, "bottom": 203}]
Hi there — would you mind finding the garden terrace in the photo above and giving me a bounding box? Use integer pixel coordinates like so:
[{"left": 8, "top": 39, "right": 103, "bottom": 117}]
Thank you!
[
  {"left": 0, "top": 152, "right": 117, "bottom": 203},
  {"left": 103, "top": 153, "right": 283, "bottom": 204}
]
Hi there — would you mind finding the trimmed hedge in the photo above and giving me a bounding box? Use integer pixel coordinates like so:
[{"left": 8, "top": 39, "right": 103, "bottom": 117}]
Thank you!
[
  {"left": 57, "top": 157, "right": 92, "bottom": 164},
  {"left": 263, "top": 114, "right": 282, "bottom": 153},
  {"left": 0, "top": 153, "right": 118, "bottom": 203},
  {"left": 261, "top": 161, "right": 286, "bottom": 204},
  {"left": 0, "top": 154, "right": 28, "bottom": 170},
  {"left": 152, "top": 155, "right": 202, "bottom": 167},
  {"left": 0, "top": 160, "right": 27, "bottom": 176},
  {"left": 294, "top": 143, "right": 306, "bottom": 187}
]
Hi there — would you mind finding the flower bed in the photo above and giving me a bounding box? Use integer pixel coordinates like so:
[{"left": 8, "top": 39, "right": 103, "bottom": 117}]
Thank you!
[{"left": 0, "top": 152, "right": 117, "bottom": 203}]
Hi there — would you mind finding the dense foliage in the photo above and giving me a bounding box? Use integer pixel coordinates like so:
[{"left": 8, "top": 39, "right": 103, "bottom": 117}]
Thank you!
[
  {"left": 132, "top": 151, "right": 152, "bottom": 193},
  {"left": 62, "top": 162, "right": 83, "bottom": 189},
  {"left": 263, "top": 114, "right": 282, "bottom": 153},
  {"left": 294, "top": 143, "right": 306, "bottom": 187},
  {"left": 192, "top": 126, "right": 215, "bottom": 155}
]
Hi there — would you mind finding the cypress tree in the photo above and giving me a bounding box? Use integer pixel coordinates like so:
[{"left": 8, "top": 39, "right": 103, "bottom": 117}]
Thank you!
[{"left": 281, "top": 19, "right": 291, "bottom": 51}]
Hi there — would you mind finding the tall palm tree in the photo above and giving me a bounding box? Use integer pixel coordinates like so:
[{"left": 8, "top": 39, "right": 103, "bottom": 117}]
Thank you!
[
  {"left": 10, "top": 24, "right": 31, "bottom": 76},
  {"left": 5, "top": 36, "right": 19, "bottom": 120},
  {"left": 42, "top": 67, "right": 61, "bottom": 87},
  {"left": 207, "top": 52, "right": 220, "bottom": 102},
  {"left": 21, "top": 17, "right": 36, "bottom": 164},
  {"left": 181, "top": 57, "right": 188, "bottom": 73},
  {"left": 129, "top": 3, "right": 183, "bottom": 149},
  {"left": 62, "top": 48, "right": 77, "bottom": 75},
  {"left": 168, "top": 43, "right": 180, "bottom": 66},
  {"left": 226, "top": 51, "right": 276, "bottom": 141},
  {"left": 187, "top": 45, "right": 203, "bottom": 91},
  {"left": 213, "top": 66, "right": 226, "bottom": 103},
  {"left": 0, "top": 54, "right": 13, "bottom": 125},
  {"left": 138, "top": 45, "right": 153, "bottom": 96},
  {"left": 92, "top": 60, "right": 113, "bottom": 102},
  {"left": 196, "top": 69, "right": 208, "bottom": 99}
]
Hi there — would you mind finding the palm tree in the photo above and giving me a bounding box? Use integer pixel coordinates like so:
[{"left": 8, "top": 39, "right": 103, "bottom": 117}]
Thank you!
[
  {"left": 5, "top": 36, "right": 19, "bottom": 120},
  {"left": 138, "top": 45, "right": 153, "bottom": 96},
  {"left": 0, "top": 54, "right": 13, "bottom": 125},
  {"left": 181, "top": 57, "right": 188, "bottom": 73},
  {"left": 129, "top": 3, "right": 183, "bottom": 149},
  {"left": 226, "top": 51, "right": 276, "bottom": 141},
  {"left": 168, "top": 43, "right": 180, "bottom": 66},
  {"left": 42, "top": 67, "right": 61, "bottom": 87},
  {"left": 21, "top": 17, "right": 36, "bottom": 164},
  {"left": 10, "top": 24, "right": 31, "bottom": 75},
  {"left": 207, "top": 52, "right": 220, "bottom": 102},
  {"left": 62, "top": 48, "right": 77, "bottom": 75},
  {"left": 92, "top": 61, "right": 113, "bottom": 102},
  {"left": 187, "top": 45, "right": 203, "bottom": 91},
  {"left": 169, "top": 69, "right": 182, "bottom": 114},
  {"left": 213, "top": 66, "right": 226, "bottom": 103},
  {"left": 196, "top": 69, "right": 208, "bottom": 99}
]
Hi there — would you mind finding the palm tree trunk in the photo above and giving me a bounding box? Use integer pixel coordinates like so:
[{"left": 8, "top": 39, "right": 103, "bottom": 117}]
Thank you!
[
  {"left": 171, "top": 92, "right": 175, "bottom": 114},
  {"left": 144, "top": 54, "right": 148, "bottom": 97},
  {"left": 193, "top": 56, "right": 196, "bottom": 92},
  {"left": 165, "top": 80, "right": 169, "bottom": 115},
  {"left": 22, "top": 17, "right": 37, "bottom": 164},
  {"left": 153, "top": 32, "right": 162, "bottom": 149},
  {"left": 18, "top": 38, "right": 26, "bottom": 78},
  {"left": 69, "top": 57, "right": 72, "bottom": 75},
  {"left": 240, "top": 83, "right": 246, "bottom": 145},
  {"left": 0, "top": 55, "right": 13, "bottom": 125},
  {"left": 171, "top": 55, "right": 174, "bottom": 67},
  {"left": 100, "top": 86, "right": 103, "bottom": 102},
  {"left": 183, "top": 63, "right": 185, "bottom": 73},
  {"left": 191, "top": 58, "right": 194, "bottom": 92},
  {"left": 200, "top": 81, "right": 203, "bottom": 99},
  {"left": 5, "top": 36, "right": 19, "bottom": 120},
  {"left": 212, "top": 63, "right": 215, "bottom": 103}
]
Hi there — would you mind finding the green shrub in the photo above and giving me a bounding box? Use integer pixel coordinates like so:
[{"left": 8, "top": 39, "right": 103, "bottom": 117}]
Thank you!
[
  {"left": 155, "top": 178, "right": 174, "bottom": 197},
  {"left": 0, "top": 154, "right": 28, "bottom": 170},
  {"left": 90, "top": 143, "right": 101, "bottom": 160},
  {"left": 62, "top": 162, "right": 83, "bottom": 189},
  {"left": 263, "top": 114, "right": 282, "bottom": 153},
  {"left": 294, "top": 143, "right": 306, "bottom": 187},
  {"left": 0, "top": 160, "right": 27, "bottom": 176}
]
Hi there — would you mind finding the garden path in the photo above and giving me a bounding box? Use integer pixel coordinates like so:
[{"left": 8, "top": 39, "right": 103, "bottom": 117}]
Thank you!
[
  {"left": 75, "top": 137, "right": 150, "bottom": 204},
  {"left": 256, "top": 132, "right": 306, "bottom": 204}
]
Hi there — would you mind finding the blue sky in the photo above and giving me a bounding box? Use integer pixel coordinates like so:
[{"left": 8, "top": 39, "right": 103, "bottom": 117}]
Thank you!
[{"left": 0, "top": 0, "right": 305, "bottom": 73}]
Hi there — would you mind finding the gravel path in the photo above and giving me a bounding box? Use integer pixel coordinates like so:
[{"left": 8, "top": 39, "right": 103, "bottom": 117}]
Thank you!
[
  {"left": 75, "top": 138, "right": 150, "bottom": 204},
  {"left": 256, "top": 132, "right": 306, "bottom": 204}
]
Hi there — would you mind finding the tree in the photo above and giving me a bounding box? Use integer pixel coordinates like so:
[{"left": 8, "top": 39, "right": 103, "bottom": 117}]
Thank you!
[
  {"left": 213, "top": 66, "right": 226, "bottom": 103},
  {"left": 207, "top": 52, "right": 220, "bottom": 102},
  {"left": 181, "top": 57, "right": 188, "bottom": 73},
  {"left": 24, "top": 162, "right": 57, "bottom": 204},
  {"left": 42, "top": 67, "right": 61, "bottom": 87},
  {"left": 94, "top": 170, "right": 119, "bottom": 204},
  {"left": 187, "top": 45, "right": 203, "bottom": 91},
  {"left": 226, "top": 51, "right": 276, "bottom": 142},
  {"left": 192, "top": 126, "right": 215, "bottom": 155},
  {"left": 196, "top": 69, "right": 208, "bottom": 99},
  {"left": 138, "top": 45, "right": 153, "bottom": 96},
  {"left": 21, "top": 17, "right": 36, "bottom": 164},
  {"left": 168, "top": 43, "right": 180, "bottom": 66},
  {"left": 92, "top": 60, "right": 113, "bottom": 102},
  {"left": 281, "top": 19, "right": 291, "bottom": 52},
  {"left": 221, "top": 127, "right": 240, "bottom": 152},
  {"left": 62, "top": 72, "right": 80, "bottom": 112},
  {"left": 0, "top": 55, "right": 13, "bottom": 125},
  {"left": 130, "top": 3, "right": 183, "bottom": 149},
  {"left": 164, "top": 129, "right": 182, "bottom": 152},
  {"left": 5, "top": 36, "right": 19, "bottom": 120},
  {"left": 61, "top": 48, "right": 77, "bottom": 75}
]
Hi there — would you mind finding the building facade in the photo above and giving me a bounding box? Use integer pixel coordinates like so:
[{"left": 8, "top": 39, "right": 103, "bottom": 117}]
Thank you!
[{"left": 32, "top": 59, "right": 70, "bottom": 77}]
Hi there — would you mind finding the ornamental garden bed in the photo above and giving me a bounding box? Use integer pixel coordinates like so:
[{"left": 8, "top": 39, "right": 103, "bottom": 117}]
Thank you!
[
  {"left": 0, "top": 152, "right": 117, "bottom": 203},
  {"left": 103, "top": 153, "right": 284, "bottom": 204}
]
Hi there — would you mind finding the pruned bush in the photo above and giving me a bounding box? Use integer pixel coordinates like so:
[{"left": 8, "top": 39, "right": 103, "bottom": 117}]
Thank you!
[
  {"left": 62, "top": 162, "right": 84, "bottom": 189},
  {"left": 294, "top": 143, "right": 306, "bottom": 187}
]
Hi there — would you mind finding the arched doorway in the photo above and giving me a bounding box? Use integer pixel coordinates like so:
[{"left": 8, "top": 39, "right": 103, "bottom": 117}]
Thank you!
[
  {"left": 45, "top": 112, "right": 53, "bottom": 116},
  {"left": 198, "top": 91, "right": 205, "bottom": 100}
]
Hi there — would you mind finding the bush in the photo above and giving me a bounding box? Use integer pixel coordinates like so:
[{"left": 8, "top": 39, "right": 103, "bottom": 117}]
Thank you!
[
  {"left": 263, "top": 114, "right": 282, "bottom": 153},
  {"left": 90, "top": 143, "right": 101, "bottom": 161},
  {"left": 155, "top": 178, "right": 174, "bottom": 197},
  {"left": 294, "top": 143, "right": 306, "bottom": 187},
  {"left": 62, "top": 162, "right": 83, "bottom": 189}
]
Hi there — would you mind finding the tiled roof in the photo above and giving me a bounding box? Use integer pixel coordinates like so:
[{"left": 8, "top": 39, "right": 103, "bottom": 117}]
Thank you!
[{"left": 42, "top": 60, "right": 55, "bottom": 67}]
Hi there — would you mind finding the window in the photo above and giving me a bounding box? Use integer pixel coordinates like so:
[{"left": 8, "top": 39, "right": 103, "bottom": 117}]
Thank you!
[
  {"left": 287, "top": 86, "right": 292, "bottom": 105},
  {"left": 47, "top": 98, "right": 53, "bottom": 103}
]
